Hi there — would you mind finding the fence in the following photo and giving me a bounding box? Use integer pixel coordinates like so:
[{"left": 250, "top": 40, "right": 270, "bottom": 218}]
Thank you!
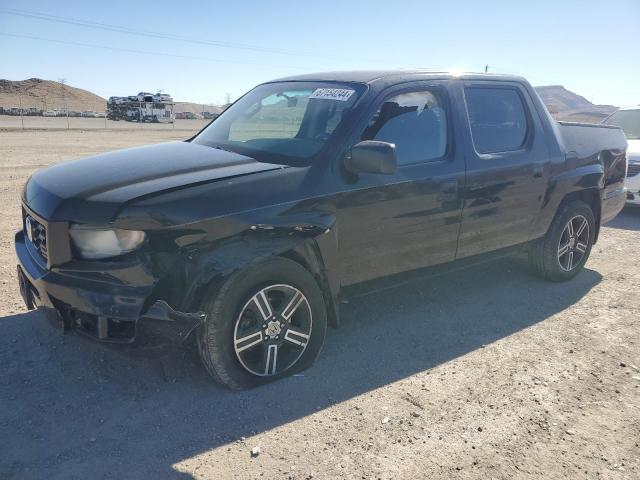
[{"left": 0, "top": 103, "right": 214, "bottom": 131}]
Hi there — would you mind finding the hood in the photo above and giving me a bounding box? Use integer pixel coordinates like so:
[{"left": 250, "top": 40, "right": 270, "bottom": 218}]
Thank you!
[
  {"left": 24, "top": 141, "right": 284, "bottom": 222},
  {"left": 627, "top": 139, "right": 640, "bottom": 161}
]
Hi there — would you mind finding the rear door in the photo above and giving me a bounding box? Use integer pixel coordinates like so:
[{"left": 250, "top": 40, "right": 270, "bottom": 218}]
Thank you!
[
  {"left": 456, "top": 81, "right": 550, "bottom": 258},
  {"left": 337, "top": 81, "right": 466, "bottom": 285}
]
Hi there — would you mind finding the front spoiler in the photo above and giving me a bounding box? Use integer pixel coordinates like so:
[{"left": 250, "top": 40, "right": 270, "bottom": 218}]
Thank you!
[{"left": 15, "top": 229, "right": 205, "bottom": 349}]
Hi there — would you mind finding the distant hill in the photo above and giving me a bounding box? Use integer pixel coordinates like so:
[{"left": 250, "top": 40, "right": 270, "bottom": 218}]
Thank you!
[
  {"left": 534, "top": 85, "right": 616, "bottom": 123},
  {"left": 174, "top": 102, "right": 225, "bottom": 116},
  {"left": 0, "top": 78, "right": 617, "bottom": 123},
  {"left": 0, "top": 78, "right": 226, "bottom": 115},
  {"left": 0, "top": 78, "right": 106, "bottom": 111}
]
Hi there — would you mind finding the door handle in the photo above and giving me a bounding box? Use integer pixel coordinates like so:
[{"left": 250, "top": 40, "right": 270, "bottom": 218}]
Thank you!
[
  {"left": 438, "top": 179, "right": 458, "bottom": 202},
  {"left": 533, "top": 166, "right": 544, "bottom": 178}
]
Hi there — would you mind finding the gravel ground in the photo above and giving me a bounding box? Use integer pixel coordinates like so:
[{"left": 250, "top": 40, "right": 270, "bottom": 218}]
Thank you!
[{"left": 0, "top": 129, "right": 639, "bottom": 480}]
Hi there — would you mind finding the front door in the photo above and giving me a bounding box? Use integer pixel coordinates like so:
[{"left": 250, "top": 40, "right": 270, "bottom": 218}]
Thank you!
[{"left": 337, "top": 82, "right": 465, "bottom": 286}]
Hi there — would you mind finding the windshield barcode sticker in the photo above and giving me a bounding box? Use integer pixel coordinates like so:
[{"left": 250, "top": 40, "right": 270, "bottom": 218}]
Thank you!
[{"left": 310, "top": 88, "right": 355, "bottom": 101}]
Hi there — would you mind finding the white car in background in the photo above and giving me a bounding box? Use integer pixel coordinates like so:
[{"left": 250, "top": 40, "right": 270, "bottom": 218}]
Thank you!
[
  {"left": 152, "top": 93, "right": 173, "bottom": 103},
  {"left": 603, "top": 106, "right": 640, "bottom": 205}
]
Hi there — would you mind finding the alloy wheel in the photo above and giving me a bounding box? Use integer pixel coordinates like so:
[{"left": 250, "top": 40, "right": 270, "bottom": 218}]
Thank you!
[
  {"left": 557, "top": 214, "right": 589, "bottom": 272},
  {"left": 233, "top": 284, "right": 312, "bottom": 376}
]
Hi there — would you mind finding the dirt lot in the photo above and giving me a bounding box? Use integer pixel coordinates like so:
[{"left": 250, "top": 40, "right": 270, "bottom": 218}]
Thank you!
[{"left": 0, "top": 128, "right": 639, "bottom": 480}]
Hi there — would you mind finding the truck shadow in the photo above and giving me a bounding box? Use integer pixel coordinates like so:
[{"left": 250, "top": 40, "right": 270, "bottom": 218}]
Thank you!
[{"left": 0, "top": 256, "right": 601, "bottom": 479}]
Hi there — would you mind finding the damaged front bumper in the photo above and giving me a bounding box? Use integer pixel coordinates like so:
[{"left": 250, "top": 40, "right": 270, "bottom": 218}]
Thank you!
[{"left": 15, "top": 229, "right": 205, "bottom": 349}]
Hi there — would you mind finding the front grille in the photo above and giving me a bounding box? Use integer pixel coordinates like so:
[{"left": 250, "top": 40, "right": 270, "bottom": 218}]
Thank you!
[
  {"left": 627, "top": 163, "right": 640, "bottom": 178},
  {"left": 25, "top": 215, "right": 48, "bottom": 261}
]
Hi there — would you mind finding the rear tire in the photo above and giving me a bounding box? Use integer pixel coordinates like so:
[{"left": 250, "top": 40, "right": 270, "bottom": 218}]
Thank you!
[
  {"left": 197, "top": 257, "right": 327, "bottom": 389},
  {"left": 528, "top": 200, "right": 595, "bottom": 281}
]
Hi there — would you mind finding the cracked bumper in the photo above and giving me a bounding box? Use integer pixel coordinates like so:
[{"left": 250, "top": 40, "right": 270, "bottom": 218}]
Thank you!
[{"left": 15, "top": 229, "right": 202, "bottom": 348}]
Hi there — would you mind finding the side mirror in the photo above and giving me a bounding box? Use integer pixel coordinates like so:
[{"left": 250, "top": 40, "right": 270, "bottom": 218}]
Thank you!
[{"left": 344, "top": 140, "right": 397, "bottom": 175}]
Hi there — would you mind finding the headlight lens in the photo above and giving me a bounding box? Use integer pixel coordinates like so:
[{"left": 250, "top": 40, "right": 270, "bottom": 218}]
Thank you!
[{"left": 69, "top": 226, "right": 146, "bottom": 259}]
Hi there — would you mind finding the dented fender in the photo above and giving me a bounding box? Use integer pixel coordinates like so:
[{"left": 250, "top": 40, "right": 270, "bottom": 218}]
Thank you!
[{"left": 166, "top": 209, "right": 341, "bottom": 327}]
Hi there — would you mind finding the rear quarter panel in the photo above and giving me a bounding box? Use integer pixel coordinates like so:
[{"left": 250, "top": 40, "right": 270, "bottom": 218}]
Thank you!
[{"left": 530, "top": 121, "right": 627, "bottom": 238}]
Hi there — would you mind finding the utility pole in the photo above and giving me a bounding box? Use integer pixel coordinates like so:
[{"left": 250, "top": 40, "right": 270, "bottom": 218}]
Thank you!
[
  {"left": 18, "top": 94, "right": 24, "bottom": 130},
  {"left": 484, "top": 64, "right": 489, "bottom": 73},
  {"left": 225, "top": 92, "right": 231, "bottom": 105},
  {"left": 59, "top": 78, "right": 69, "bottom": 129}
]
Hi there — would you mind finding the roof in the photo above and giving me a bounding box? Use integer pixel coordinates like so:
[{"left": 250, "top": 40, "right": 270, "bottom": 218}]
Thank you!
[{"left": 269, "top": 70, "right": 528, "bottom": 85}]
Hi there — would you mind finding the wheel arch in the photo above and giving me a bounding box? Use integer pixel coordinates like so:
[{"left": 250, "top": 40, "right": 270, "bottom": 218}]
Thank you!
[
  {"left": 555, "top": 188, "right": 602, "bottom": 243},
  {"left": 278, "top": 243, "right": 340, "bottom": 328},
  {"left": 180, "top": 230, "right": 341, "bottom": 328}
]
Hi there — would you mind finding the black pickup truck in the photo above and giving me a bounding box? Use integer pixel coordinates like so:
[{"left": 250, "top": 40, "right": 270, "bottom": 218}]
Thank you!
[{"left": 16, "top": 71, "right": 627, "bottom": 389}]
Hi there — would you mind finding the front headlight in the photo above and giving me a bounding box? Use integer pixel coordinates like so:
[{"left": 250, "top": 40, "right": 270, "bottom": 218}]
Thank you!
[{"left": 69, "top": 225, "right": 146, "bottom": 259}]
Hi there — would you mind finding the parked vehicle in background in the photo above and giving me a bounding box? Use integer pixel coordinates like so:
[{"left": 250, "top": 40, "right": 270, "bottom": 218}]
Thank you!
[
  {"left": 107, "top": 91, "right": 174, "bottom": 123},
  {"left": 15, "top": 71, "right": 627, "bottom": 389},
  {"left": 153, "top": 93, "right": 173, "bottom": 103},
  {"left": 137, "top": 92, "right": 153, "bottom": 102},
  {"left": 603, "top": 106, "right": 640, "bottom": 204},
  {"left": 175, "top": 111, "right": 201, "bottom": 119},
  {"left": 42, "top": 110, "right": 57, "bottom": 117},
  {"left": 140, "top": 104, "right": 173, "bottom": 123}
]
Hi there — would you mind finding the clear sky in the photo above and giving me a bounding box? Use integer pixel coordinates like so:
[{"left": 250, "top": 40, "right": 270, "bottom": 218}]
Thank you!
[{"left": 1, "top": 0, "right": 639, "bottom": 107}]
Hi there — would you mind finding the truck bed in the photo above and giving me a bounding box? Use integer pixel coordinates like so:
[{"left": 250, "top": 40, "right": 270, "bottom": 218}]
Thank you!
[
  {"left": 556, "top": 121, "right": 627, "bottom": 160},
  {"left": 555, "top": 121, "right": 627, "bottom": 224}
]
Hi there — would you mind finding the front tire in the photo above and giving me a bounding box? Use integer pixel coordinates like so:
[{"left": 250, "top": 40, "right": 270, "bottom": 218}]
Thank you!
[
  {"left": 529, "top": 200, "right": 595, "bottom": 281},
  {"left": 197, "top": 257, "right": 327, "bottom": 389}
]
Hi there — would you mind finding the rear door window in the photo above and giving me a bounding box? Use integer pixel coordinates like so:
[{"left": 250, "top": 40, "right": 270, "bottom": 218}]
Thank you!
[{"left": 464, "top": 87, "right": 528, "bottom": 154}]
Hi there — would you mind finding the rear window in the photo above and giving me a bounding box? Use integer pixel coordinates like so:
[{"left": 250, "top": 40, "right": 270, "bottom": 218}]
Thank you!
[{"left": 465, "top": 87, "right": 528, "bottom": 154}]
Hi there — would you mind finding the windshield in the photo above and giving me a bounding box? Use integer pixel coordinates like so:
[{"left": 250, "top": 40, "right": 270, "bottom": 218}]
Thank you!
[
  {"left": 603, "top": 109, "right": 640, "bottom": 140},
  {"left": 192, "top": 81, "right": 364, "bottom": 164}
]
